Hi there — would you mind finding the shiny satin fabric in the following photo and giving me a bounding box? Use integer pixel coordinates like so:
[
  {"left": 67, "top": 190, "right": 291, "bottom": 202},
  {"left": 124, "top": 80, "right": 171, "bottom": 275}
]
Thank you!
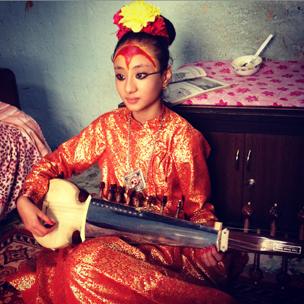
[
  {"left": 10, "top": 237, "right": 237, "bottom": 304},
  {"left": 8, "top": 106, "right": 240, "bottom": 303},
  {"left": 23, "top": 106, "right": 212, "bottom": 219}
]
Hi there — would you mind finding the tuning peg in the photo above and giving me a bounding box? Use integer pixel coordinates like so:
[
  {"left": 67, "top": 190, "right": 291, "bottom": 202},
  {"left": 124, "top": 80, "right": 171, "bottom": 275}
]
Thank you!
[
  {"left": 78, "top": 188, "right": 89, "bottom": 203},
  {"left": 147, "top": 195, "right": 156, "bottom": 209},
  {"left": 160, "top": 196, "right": 167, "bottom": 215},
  {"left": 175, "top": 196, "right": 184, "bottom": 218},
  {"left": 142, "top": 195, "right": 149, "bottom": 208},
  {"left": 72, "top": 230, "right": 82, "bottom": 245},
  {"left": 136, "top": 192, "right": 145, "bottom": 207},
  {"left": 127, "top": 188, "right": 136, "bottom": 206},
  {"left": 131, "top": 192, "right": 145, "bottom": 208},
  {"left": 116, "top": 186, "right": 126, "bottom": 204},
  {"left": 108, "top": 184, "right": 117, "bottom": 202},
  {"left": 99, "top": 181, "right": 105, "bottom": 199},
  {"left": 132, "top": 192, "right": 140, "bottom": 208},
  {"left": 242, "top": 201, "right": 253, "bottom": 233},
  {"left": 269, "top": 202, "right": 279, "bottom": 237}
]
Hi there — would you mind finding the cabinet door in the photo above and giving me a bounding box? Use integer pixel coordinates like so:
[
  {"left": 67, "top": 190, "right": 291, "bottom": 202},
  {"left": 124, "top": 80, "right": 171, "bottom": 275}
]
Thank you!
[
  {"left": 243, "top": 134, "right": 304, "bottom": 236},
  {"left": 204, "top": 132, "right": 245, "bottom": 226}
]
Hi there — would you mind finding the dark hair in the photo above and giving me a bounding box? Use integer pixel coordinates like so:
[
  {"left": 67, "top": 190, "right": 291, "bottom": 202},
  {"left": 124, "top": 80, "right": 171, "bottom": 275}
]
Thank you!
[{"left": 112, "top": 17, "right": 176, "bottom": 73}]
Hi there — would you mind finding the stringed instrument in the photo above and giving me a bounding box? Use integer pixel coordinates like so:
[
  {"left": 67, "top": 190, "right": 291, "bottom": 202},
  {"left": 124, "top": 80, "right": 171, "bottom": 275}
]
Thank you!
[{"left": 34, "top": 179, "right": 304, "bottom": 259}]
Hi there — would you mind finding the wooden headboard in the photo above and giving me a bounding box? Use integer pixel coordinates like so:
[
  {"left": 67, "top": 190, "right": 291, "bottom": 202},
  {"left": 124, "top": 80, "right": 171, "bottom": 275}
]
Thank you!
[{"left": 0, "top": 68, "right": 20, "bottom": 109}]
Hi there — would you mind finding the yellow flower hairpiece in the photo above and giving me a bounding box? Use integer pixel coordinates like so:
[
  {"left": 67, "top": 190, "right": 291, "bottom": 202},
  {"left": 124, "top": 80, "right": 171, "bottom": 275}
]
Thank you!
[{"left": 119, "top": 0, "right": 161, "bottom": 33}]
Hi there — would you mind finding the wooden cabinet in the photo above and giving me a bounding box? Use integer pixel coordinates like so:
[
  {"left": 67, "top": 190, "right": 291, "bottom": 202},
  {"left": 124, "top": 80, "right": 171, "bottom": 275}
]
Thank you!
[{"left": 174, "top": 105, "right": 304, "bottom": 237}]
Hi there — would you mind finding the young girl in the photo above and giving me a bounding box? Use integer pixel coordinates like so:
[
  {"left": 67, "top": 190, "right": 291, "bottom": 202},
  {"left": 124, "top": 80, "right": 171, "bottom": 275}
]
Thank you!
[{"left": 9, "top": 1, "right": 243, "bottom": 303}]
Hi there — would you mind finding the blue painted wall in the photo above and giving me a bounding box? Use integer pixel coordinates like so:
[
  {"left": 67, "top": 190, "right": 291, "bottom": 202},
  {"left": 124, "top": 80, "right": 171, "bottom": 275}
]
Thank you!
[{"left": 0, "top": 1, "right": 303, "bottom": 148}]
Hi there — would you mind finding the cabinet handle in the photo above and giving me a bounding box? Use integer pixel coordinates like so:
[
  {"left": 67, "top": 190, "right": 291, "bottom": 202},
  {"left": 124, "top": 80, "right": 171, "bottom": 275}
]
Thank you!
[
  {"left": 247, "top": 178, "right": 256, "bottom": 187},
  {"left": 246, "top": 149, "right": 252, "bottom": 170},
  {"left": 235, "top": 149, "right": 240, "bottom": 169}
]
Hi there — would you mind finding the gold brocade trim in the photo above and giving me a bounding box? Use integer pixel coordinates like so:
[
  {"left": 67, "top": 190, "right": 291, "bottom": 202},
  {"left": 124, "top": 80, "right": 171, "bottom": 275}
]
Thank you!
[{"left": 9, "top": 273, "right": 36, "bottom": 291}]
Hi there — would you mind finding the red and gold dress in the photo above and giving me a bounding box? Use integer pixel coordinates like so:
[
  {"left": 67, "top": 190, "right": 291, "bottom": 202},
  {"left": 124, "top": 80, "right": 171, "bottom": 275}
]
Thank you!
[{"left": 8, "top": 106, "right": 239, "bottom": 304}]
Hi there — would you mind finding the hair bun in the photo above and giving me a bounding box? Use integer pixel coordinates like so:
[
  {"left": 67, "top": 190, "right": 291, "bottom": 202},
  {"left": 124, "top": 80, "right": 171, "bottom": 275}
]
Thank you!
[{"left": 162, "top": 16, "right": 176, "bottom": 46}]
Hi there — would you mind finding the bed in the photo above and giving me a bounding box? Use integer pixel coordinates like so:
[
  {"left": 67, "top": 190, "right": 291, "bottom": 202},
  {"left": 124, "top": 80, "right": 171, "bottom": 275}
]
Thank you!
[
  {"left": 0, "top": 68, "right": 51, "bottom": 221},
  {"left": 0, "top": 68, "right": 52, "bottom": 303}
]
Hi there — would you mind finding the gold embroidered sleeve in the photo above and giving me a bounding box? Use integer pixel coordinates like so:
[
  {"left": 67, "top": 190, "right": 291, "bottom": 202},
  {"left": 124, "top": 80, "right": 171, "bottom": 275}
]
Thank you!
[
  {"left": 22, "top": 118, "right": 107, "bottom": 204},
  {"left": 172, "top": 127, "right": 211, "bottom": 218}
]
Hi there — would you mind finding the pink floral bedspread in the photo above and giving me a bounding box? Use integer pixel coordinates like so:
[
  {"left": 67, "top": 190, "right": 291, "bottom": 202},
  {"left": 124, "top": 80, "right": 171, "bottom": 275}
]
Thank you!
[
  {"left": 0, "top": 102, "right": 51, "bottom": 220},
  {"left": 182, "top": 60, "right": 304, "bottom": 107}
]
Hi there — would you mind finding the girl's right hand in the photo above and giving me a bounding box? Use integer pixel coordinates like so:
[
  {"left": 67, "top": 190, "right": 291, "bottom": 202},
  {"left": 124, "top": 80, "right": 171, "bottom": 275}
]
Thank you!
[{"left": 17, "top": 195, "right": 57, "bottom": 237}]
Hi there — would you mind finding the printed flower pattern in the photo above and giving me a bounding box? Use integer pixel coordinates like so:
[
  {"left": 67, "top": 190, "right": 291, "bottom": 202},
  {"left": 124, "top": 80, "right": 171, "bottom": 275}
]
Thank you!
[{"left": 182, "top": 59, "right": 304, "bottom": 107}]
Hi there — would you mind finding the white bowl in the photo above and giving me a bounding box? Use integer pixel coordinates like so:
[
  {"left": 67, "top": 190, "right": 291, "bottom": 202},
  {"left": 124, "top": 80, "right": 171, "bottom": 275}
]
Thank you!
[{"left": 231, "top": 55, "right": 263, "bottom": 76}]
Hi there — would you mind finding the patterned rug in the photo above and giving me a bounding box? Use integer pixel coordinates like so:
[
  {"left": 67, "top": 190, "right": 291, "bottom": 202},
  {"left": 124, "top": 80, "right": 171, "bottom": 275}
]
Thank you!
[{"left": 0, "top": 214, "right": 41, "bottom": 304}]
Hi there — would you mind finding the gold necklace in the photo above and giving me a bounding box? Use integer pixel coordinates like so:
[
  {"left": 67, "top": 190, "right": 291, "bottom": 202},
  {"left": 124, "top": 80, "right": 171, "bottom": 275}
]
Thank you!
[{"left": 124, "top": 110, "right": 164, "bottom": 192}]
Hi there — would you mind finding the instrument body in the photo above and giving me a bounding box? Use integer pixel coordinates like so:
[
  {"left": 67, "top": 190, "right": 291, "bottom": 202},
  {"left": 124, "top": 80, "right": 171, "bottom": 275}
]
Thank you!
[
  {"left": 35, "top": 179, "right": 304, "bottom": 259},
  {"left": 35, "top": 178, "right": 91, "bottom": 248}
]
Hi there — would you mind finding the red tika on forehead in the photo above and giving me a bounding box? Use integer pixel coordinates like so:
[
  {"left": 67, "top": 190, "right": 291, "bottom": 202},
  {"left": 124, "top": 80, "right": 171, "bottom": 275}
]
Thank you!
[{"left": 114, "top": 45, "right": 156, "bottom": 68}]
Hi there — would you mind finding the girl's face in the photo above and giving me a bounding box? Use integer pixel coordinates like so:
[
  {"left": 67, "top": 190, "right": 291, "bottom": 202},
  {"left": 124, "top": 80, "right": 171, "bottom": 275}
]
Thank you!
[{"left": 113, "top": 43, "right": 171, "bottom": 121}]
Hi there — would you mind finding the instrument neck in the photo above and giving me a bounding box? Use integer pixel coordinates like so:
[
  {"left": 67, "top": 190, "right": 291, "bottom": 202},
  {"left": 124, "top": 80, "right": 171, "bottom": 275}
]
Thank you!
[
  {"left": 86, "top": 198, "right": 221, "bottom": 249},
  {"left": 228, "top": 229, "right": 303, "bottom": 257}
]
